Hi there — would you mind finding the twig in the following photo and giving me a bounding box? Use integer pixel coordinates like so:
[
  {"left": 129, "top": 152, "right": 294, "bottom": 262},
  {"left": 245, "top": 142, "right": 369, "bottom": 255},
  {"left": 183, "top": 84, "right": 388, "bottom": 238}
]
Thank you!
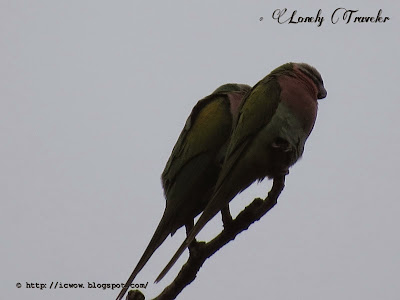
[{"left": 149, "top": 175, "right": 286, "bottom": 300}]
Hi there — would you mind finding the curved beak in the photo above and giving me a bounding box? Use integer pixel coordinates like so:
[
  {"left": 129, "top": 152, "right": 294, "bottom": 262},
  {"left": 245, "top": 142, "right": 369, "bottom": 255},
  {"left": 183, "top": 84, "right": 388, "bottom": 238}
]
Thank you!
[{"left": 318, "top": 86, "right": 327, "bottom": 99}]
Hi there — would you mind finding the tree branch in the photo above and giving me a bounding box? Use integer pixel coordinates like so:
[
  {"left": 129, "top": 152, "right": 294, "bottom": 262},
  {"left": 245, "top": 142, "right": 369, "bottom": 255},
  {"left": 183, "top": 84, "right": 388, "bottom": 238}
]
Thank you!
[{"left": 127, "top": 176, "right": 286, "bottom": 300}]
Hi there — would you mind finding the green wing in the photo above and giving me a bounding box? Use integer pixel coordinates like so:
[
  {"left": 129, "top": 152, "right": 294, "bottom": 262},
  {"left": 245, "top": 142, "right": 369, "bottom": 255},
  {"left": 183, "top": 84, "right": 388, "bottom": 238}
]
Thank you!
[
  {"left": 215, "top": 76, "right": 282, "bottom": 189},
  {"left": 161, "top": 93, "right": 232, "bottom": 200}
]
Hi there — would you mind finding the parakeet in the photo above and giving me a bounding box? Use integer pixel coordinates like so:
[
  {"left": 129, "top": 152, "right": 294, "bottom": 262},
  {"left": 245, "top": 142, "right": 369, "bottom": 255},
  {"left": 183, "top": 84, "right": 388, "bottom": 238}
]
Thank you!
[
  {"left": 156, "top": 62, "right": 327, "bottom": 282},
  {"left": 115, "top": 83, "right": 251, "bottom": 300}
]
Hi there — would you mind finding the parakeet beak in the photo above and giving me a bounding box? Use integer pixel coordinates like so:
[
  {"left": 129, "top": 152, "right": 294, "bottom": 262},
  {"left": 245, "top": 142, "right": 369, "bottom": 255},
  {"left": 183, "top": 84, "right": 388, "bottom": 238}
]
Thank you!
[{"left": 318, "top": 86, "right": 327, "bottom": 99}]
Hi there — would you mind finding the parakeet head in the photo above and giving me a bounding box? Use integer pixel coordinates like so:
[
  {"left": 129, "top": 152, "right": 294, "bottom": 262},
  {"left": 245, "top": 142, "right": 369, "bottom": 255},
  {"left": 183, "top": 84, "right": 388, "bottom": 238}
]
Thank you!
[
  {"left": 212, "top": 83, "right": 251, "bottom": 95},
  {"left": 295, "top": 63, "right": 327, "bottom": 99}
]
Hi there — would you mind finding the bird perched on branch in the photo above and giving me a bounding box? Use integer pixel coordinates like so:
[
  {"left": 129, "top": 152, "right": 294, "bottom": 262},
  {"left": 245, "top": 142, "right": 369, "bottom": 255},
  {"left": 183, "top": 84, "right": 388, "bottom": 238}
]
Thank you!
[
  {"left": 156, "top": 62, "right": 327, "bottom": 282},
  {"left": 115, "top": 83, "right": 251, "bottom": 300}
]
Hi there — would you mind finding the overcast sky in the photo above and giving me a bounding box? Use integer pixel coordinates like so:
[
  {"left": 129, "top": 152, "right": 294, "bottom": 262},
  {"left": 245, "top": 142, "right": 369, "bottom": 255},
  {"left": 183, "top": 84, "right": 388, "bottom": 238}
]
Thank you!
[{"left": 2, "top": 1, "right": 400, "bottom": 300}]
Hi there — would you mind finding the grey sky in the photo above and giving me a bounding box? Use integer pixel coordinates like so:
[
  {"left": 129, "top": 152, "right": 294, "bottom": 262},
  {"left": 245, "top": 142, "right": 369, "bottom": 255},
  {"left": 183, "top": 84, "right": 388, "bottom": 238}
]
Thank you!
[{"left": 1, "top": 1, "right": 399, "bottom": 299}]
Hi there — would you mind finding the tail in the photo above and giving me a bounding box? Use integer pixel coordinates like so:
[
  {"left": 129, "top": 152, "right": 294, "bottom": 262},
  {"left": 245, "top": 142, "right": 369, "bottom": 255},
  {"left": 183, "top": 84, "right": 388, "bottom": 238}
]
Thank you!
[
  {"left": 115, "top": 215, "right": 171, "bottom": 300},
  {"left": 154, "top": 208, "right": 212, "bottom": 283},
  {"left": 155, "top": 184, "right": 234, "bottom": 283}
]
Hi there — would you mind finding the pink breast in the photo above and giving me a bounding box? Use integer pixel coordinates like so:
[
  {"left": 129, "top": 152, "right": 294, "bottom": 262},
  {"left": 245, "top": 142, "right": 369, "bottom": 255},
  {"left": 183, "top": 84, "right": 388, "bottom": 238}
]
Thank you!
[{"left": 278, "top": 74, "right": 318, "bottom": 135}]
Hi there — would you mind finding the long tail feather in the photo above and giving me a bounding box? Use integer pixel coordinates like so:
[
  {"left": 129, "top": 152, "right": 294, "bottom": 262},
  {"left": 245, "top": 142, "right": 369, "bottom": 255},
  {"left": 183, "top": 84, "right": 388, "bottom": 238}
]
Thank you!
[
  {"left": 154, "top": 184, "right": 232, "bottom": 283},
  {"left": 116, "top": 216, "right": 171, "bottom": 300},
  {"left": 154, "top": 210, "right": 210, "bottom": 283}
]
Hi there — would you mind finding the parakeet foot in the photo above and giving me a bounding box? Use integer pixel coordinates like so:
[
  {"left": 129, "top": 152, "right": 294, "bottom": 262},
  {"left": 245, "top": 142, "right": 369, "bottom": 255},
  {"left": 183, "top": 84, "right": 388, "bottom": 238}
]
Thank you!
[
  {"left": 185, "top": 221, "right": 194, "bottom": 236},
  {"left": 272, "top": 137, "right": 292, "bottom": 152},
  {"left": 267, "top": 176, "right": 286, "bottom": 200},
  {"left": 188, "top": 239, "right": 205, "bottom": 256},
  {"left": 221, "top": 205, "right": 233, "bottom": 228},
  {"left": 186, "top": 222, "right": 204, "bottom": 255}
]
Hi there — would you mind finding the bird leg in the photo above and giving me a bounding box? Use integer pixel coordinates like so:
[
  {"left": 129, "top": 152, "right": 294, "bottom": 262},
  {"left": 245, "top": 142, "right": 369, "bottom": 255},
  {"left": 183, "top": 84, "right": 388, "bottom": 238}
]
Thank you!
[
  {"left": 221, "top": 205, "right": 233, "bottom": 228},
  {"left": 267, "top": 175, "right": 286, "bottom": 201},
  {"left": 185, "top": 219, "right": 194, "bottom": 235},
  {"left": 186, "top": 221, "right": 201, "bottom": 255}
]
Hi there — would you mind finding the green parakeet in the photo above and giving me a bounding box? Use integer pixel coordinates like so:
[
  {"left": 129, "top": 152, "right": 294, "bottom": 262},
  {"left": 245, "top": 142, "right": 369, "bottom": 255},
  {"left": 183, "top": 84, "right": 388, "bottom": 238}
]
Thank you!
[
  {"left": 156, "top": 62, "right": 327, "bottom": 282},
  {"left": 115, "top": 83, "right": 251, "bottom": 300}
]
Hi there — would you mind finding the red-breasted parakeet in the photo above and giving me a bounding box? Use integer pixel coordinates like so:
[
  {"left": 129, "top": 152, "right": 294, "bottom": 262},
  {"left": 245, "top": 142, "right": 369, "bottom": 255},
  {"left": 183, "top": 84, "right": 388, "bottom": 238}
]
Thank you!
[{"left": 115, "top": 83, "right": 251, "bottom": 300}]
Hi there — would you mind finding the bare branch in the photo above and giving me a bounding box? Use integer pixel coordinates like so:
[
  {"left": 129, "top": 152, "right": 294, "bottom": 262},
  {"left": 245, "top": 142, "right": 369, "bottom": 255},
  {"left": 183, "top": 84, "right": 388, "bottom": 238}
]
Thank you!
[{"left": 127, "top": 176, "right": 285, "bottom": 300}]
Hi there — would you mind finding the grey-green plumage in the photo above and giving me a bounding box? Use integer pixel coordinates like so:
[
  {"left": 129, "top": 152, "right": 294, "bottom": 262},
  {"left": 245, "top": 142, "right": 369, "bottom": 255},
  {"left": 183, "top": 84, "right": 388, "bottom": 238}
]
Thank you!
[
  {"left": 115, "top": 83, "right": 251, "bottom": 300},
  {"left": 156, "top": 62, "right": 327, "bottom": 282}
]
